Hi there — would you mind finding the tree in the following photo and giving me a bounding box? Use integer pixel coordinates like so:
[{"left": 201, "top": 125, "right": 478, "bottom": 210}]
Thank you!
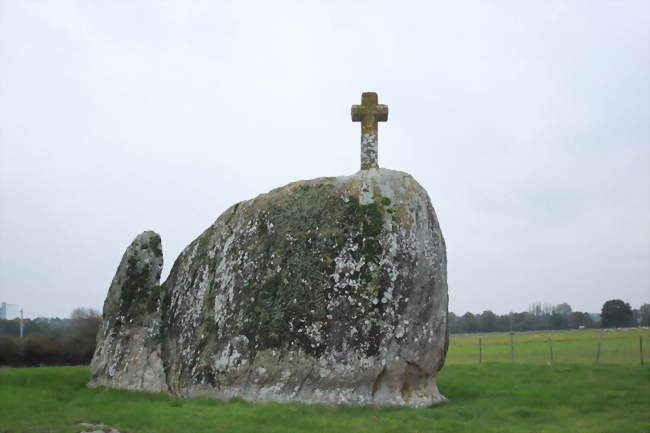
[
  {"left": 460, "top": 312, "right": 479, "bottom": 333},
  {"left": 68, "top": 307, "right": 101, "bottom": 363},
  {"left": 496, "top": 315, "right": 511, "bottom": 332},
  {"left": 554, "top": 303, "right": 572, "bottom": 315},
  {"left": 529, "top": 302, "right": 553, "bottom": 316},
  {"left": 479, "top": 310, "right": 498, "bottom": 332},
  {"left": 70, "top": 307, "right": 100, "bottom": 320},
  {"left": 549, "top": 312, "right": 568, "bottom": 330},
  {"left": 512, "top": 312, "right": 536, "bottom": 331},
  {"left": 601, "top": 299, "right": 634, "bottom": 328},
  {"left": 568, "top": 311, "right": 595, "bottom": 329},
  {"left": 447, "top": 312, "right": 460, "bottom": 334},
  {"left": 640, "top": 304, "right": 650, "bottom": 327}
]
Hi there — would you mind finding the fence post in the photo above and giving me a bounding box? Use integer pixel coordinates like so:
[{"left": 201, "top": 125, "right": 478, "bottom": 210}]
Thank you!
[
  {"left": 640, "top": 336, "right": 644, "bottom": 366},
  {"left": 595, "top": 330, "right": 604, "bottom": 363},
  {"left": 510, "top": 333, "right": 515, "bottom": 363},
  {"left": 479, "top": 337, "right": 482, "bottom": 364},
  {"left": 548, "top": 336, "right": 554, "bottom": 365}
]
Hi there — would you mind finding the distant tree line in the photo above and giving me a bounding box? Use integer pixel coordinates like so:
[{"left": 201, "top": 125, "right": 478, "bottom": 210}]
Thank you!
[
  {"left": 1, "top": 300, "right": 648, "bottom": 366},
  {"left": 450, "top": 300, "right": 649, "bottom": 334},
  {"left": 0, "top": 308, "right": 100, "bottom": 367}
]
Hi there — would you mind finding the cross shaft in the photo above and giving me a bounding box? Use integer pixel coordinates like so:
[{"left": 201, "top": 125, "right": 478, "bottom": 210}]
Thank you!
[{"left": 351, "top": 92, "right": 388, "bottom": 170}]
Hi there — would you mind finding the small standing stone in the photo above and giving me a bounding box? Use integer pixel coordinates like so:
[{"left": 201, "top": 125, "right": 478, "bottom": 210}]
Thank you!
[{"left": 351, "top": 92, "right": 389, "bottom": 170}]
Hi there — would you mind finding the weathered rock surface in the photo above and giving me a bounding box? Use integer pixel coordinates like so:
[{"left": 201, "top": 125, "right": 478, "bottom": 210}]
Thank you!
[
  {"left": 79, "top": 423, "right": 122, "bottom": 433},
  {"left": 90, "top": 231, "right": 168, "bottom": 392},
  {"left": 89, "top": 168, "right": 449, "bottom": 407}
]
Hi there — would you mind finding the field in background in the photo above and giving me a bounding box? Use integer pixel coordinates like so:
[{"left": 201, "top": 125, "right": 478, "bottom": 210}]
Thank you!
[{"left": 447, "top": 328, "right": 649, "bottom": 365}]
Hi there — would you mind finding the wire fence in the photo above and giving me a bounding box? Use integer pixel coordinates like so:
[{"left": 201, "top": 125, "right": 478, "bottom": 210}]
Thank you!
[{"left": 446, "top": 328, "right": 649, "bottom": 365}]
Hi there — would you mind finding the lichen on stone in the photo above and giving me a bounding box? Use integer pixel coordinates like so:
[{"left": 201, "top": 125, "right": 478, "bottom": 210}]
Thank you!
[{"left": 89, "top": 168, "right": 449, "bottom": 407}]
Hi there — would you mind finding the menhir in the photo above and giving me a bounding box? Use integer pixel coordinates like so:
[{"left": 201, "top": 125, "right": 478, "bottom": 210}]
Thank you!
[{"left": 89, "top": 168, "right": 449, "bottom": 407}]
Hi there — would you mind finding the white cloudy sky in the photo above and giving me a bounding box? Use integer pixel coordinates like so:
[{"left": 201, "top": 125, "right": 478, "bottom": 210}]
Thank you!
[{"left": 0, "top": 1, "right": 648, "bottom": 319}]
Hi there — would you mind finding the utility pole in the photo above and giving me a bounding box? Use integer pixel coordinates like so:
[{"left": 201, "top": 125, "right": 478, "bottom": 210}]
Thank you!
[{"left": 19, "top": 309, "right": 24, "bottom": 338}]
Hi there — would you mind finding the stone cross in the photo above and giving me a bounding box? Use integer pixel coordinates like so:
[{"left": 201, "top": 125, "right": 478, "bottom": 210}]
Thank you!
[{"left": 351, "top": 92, "right": 388, "bottom": 170}]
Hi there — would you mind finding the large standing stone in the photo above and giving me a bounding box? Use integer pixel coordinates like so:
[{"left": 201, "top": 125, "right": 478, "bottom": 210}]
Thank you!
[{"left": 90, "top": 168, "right": 448, "bottom": 407}]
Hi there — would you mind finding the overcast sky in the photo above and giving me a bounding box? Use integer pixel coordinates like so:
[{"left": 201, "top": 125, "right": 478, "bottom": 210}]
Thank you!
[{"left": 0, "top": 1, "right": 648, "bottom": 319}]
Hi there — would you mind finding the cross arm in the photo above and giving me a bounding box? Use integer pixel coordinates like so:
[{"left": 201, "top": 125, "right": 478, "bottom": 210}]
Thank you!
[
  {"left": 374, "top": 105, "right": 389, "bottom": 122},
  {"left": 351, "top": 105, "right": 364, "bottom": 122},
  {"left": 350, "top": 104, "right": 389, "bottom": 122}
]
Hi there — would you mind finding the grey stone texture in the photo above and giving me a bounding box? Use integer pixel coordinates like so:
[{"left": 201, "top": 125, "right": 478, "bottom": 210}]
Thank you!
[
  {"left": 79, "top": 423, "right": 122, "bottom": 433},
  {"left": 89, "top": 168, "right": 449, "bottom": 407},
  {"left": 89, "top": 231, "right": 167, "bottom": 392}
]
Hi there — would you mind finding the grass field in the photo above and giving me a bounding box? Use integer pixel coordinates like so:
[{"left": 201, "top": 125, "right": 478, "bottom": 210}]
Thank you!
[
  {"left": 447, "top": 328, "right": 650, "bottom": 365},
  {"left": 1, "top": 329, "right": 649, "bottom": 433}
]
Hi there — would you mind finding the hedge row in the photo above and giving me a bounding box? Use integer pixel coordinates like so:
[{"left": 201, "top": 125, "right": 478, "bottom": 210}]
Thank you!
[{"left": 0, "top": 317, "right": 99, "bottom": 367}]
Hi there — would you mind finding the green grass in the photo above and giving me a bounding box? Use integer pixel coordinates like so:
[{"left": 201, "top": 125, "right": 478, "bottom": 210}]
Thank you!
[
  {"left": 1, "top": 363, "right": 649, "bottom": 433},
  {"left": 447, "top": 328, "right": 650, "bottom": 365},
  {"left": 1, "top": 329, "right": 649, "bottom": 432}
]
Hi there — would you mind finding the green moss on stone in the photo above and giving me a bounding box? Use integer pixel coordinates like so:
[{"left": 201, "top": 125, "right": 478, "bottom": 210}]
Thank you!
[
  {"left": 160, "top": 179, "right": 400, "bottom": 361},
  {"left": 345, "top": 195, "right": 385, "bottom": 268},
  {"left": 236, "top": 187, "right": 394, "bottom": 357},
  {"left": 257, "top": 218, "right": 268, "bottom": 236},
  {"left": 150, "top": 237, "right": 163, "bottom": 258},
  {"left": 146, "top": 284, "right": 161, "bottom": 313},
  {"left": 120, "top": 256, "right": 152, "bottom": 317}
]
